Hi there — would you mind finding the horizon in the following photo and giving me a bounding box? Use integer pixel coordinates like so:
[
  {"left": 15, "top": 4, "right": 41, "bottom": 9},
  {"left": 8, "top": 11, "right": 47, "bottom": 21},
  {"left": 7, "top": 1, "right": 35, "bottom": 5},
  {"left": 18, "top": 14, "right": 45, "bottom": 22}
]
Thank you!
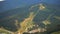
[{"left": 0, "top": 0, "right": 60, "bottom": 12}]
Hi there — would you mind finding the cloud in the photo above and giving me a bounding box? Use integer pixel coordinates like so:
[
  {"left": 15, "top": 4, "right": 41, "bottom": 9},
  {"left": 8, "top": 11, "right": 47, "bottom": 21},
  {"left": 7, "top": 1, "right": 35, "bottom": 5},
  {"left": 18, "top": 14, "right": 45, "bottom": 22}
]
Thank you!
[{"left": 0, "top": 0, "right": 4, "bottom": 1}]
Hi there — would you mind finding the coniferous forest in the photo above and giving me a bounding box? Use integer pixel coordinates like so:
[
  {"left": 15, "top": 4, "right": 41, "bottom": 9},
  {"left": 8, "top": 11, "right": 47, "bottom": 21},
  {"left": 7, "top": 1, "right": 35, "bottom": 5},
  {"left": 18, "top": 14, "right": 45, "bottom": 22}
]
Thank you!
[{"left": 0, "top": 0, "right": 60, "bottom": 34}]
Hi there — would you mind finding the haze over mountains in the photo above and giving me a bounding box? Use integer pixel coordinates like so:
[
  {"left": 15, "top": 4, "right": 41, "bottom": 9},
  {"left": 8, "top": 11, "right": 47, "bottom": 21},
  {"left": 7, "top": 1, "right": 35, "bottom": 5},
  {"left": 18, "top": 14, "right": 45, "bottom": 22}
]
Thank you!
[{"left": 0, "top": 0, "right": 60, "bottom": 12}]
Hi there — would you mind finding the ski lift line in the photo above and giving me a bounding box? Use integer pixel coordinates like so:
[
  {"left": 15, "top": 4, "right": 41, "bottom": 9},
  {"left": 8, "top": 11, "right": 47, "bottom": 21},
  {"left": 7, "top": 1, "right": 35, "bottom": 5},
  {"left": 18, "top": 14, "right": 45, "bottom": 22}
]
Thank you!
[
  {"left": 33, "top": 10, "right": 40, "bottom": 17},
  {"left": 45, "top": 9, "right": 57, "bottom": 20},
  {"left": 48, "top": 12, "right": 56, "bottom": 20},
  {"left": 29, "top": 9, "right": 40, "bottom": 21},
  {"left": 18, "top": 10, "right": 40, "bottom": 34},
  {"left": 29, "top": 4, "right": 57, "bottom": 21},
  {"left": 29, "top": 8, "right": 43, "bottom": 21},
  {"left": 54, "top": 16, "right": 60, "bottom": 20},
  {"left": 29, "top": 3, "right": 42, "bottom": 11},
  {"left": 29, "top": 3, "right": 46, "bottom": 19}
]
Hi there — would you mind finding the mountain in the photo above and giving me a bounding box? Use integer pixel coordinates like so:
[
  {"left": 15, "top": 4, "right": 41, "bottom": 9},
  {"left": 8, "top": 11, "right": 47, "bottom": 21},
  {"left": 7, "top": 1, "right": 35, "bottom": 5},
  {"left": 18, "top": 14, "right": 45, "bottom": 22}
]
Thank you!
[
  {"left": 0, "top": 6, "right": 30, "bottom": 32},
  {"left": 2, "top": 0, "right": 60, "bottom": 12},
  {"left": 0, "top": 2, "right": 60, "bottom": 34}
]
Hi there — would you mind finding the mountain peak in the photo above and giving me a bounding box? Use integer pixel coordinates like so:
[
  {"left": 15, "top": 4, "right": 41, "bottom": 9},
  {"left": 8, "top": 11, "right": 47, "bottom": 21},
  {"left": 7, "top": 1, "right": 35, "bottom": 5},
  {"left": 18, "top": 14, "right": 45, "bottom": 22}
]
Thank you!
[
  {"left": 29, "top": 3, "right": 46, "bottom": 11},
  {"left": 39, "top": 3, "right": 46, "bottom": 10}
]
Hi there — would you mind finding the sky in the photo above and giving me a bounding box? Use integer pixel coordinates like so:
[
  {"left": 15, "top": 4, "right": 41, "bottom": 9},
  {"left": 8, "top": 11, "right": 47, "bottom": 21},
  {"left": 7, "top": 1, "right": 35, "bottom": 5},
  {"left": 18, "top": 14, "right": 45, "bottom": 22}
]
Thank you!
[{"left": 0, "top": 0, "right": 60, "bottom": 12}]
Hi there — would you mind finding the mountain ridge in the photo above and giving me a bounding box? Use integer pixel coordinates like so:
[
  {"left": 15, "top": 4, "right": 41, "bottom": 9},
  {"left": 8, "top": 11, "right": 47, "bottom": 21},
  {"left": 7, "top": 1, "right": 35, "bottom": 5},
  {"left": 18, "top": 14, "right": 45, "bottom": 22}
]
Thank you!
[{"left": 0, "top": 3, "right": 60, "bottom": 33}]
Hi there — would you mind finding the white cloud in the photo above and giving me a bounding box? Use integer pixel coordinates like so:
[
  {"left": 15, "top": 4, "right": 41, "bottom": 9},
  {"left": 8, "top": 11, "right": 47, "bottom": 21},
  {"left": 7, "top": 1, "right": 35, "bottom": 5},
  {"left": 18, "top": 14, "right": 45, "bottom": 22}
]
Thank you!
[{"left": 0, "top": 0, "right": 4, "bottom": 1}]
